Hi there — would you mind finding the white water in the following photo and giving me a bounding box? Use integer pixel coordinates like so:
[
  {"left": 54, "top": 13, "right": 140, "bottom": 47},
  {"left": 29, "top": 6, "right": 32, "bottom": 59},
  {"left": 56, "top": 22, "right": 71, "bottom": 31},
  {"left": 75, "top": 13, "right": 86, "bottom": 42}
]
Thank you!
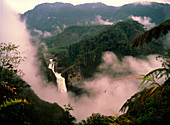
[{"left": 48, "top": 59, "right": 67, "bottom": 93}]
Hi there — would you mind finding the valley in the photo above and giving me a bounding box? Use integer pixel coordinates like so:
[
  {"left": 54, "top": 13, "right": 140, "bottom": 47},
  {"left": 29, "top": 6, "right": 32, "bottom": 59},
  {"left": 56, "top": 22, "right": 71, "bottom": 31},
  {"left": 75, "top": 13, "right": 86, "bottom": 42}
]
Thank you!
[{"left": 1, "top": 1, "right": 170, "bottom": 124}]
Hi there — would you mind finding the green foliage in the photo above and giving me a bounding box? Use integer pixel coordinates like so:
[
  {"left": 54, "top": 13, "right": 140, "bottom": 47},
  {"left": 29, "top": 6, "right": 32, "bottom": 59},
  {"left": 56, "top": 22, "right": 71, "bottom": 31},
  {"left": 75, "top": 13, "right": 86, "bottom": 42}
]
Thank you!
[
  {"left": 0, "top": 66, "right": 27, "bottom": 94},
  {"left": 79, "top": 36, "right": 169, "bottom": 125},
  {"left": 67, "top": 20, "right": 164, "bottom": 79},
  {"left": 0, "top": 98, "right": 30, "bottom": 110},
  {"left": 64, "top": 104, "right": 77, "bottom": 125},
  {"left": 119, "top": 48, "right": 170, "bottom": 125},
  {"left": 0, "top": 42, "right": 73, "bottom": 125},
  {"left": 78, "top": 113, "right": 135, "bottom": 125},
  {"left": 21, "top": 2, "right": 170, "bottom": 32},
  {"left": 0, "top": 100, "right": 32, "bottom": 125},
  {"left": 0, "top": 67, "right": 32, "bottom": 124},
  {"left": 133, "top": 19, "right": 170, "bottom": 47},
  {"left": 71, "top": 18, "right": 169, "bottom": 125},
  {"left": 46, "top": 48, "right": 68, "bottom": 56},
  {"left": 42, "top": 25, "right": 109, "bottom": 52},
  {"left": 35, "top": 42, "right": 57, "bottom": 83},
  {"left": 78, "top": 113, "right": 112, "bottom": 125},
  {"left": 119, "top": 20, "right": 170, "bottom": 125},
  {"left": 0, "top": 43, "right": 32, "bottom": 124},
  {"left": 157, "top": 50, "right": 170, "bottom": 70},
  {"left": 0, "top": 42, "right": 25, "bottom": 70},
  {"left": 139, "top": 50, "right": 170, "bottom": 88}
]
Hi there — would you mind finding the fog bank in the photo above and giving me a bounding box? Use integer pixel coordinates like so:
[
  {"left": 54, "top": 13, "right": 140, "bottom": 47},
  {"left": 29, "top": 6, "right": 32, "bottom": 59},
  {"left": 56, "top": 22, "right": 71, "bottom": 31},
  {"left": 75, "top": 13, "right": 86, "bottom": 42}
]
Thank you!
[
  {"left": 70, "top": 52, "right": 162, "bottom": 121},
  {"left": 91, "top": 15, "right": 114, "bottom": 25},
  {"left": 0, "top": 0, "right": 163, "bottom": 122},
  {"left": 130, "top": 15, "right": 155, "bottom": 29},
  {"left": 0, "top": 0, "right": 68, "bottom": 105}
]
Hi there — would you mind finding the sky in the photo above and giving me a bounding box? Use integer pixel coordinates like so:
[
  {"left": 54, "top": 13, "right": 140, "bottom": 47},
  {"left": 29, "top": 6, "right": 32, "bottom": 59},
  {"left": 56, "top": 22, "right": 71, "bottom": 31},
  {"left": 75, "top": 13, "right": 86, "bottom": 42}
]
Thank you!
[{"left": 3, "top": 0, "right": 170, "bottom": 13}]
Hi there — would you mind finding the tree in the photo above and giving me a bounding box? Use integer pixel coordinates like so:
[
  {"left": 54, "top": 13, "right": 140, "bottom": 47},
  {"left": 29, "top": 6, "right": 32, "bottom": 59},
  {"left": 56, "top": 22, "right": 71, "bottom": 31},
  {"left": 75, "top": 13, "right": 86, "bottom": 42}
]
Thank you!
[
  {"left": 119, "top": 19, "right": 170, "bottom": 125},
  {"left": 0, "top": 42, "right": 25, "bottom": 73}
]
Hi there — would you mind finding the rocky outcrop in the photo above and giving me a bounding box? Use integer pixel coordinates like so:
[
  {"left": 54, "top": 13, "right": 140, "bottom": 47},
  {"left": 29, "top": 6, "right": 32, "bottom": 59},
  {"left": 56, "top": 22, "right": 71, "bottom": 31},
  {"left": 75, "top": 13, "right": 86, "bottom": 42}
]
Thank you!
[{"left": 61, "top": 63, "right": 83, "bottom": 88}]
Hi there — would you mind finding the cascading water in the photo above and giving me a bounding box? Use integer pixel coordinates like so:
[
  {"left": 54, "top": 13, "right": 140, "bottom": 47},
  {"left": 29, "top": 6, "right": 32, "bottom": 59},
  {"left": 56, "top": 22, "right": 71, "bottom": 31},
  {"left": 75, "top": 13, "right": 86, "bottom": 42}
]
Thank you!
[{"left": 48, "top": 59, "right": 67, "bottom": 93}]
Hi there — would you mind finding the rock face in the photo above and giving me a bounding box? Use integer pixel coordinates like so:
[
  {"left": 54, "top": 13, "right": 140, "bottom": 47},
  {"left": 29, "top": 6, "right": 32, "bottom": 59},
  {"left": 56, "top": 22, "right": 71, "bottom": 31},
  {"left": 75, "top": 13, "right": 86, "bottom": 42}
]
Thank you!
[
  {"left": 49, "top": 69, "right": 57, "bottom": 82},
  {"left": 44, "top": 54, "right": 83, "bottom": 90},
  {"left": 62, "top": 63, "right": 83, "bottom": 88}
]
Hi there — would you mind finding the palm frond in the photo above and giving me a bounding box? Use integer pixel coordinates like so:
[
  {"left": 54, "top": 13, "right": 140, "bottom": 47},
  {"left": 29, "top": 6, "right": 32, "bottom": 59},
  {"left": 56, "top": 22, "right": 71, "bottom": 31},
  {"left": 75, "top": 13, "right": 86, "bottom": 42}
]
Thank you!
[
  {"left": 132, "top": 19, "right": 170, "bottom": 47},
  {"left": 139, "top": 68, "right": 170, "bottom": 87}
]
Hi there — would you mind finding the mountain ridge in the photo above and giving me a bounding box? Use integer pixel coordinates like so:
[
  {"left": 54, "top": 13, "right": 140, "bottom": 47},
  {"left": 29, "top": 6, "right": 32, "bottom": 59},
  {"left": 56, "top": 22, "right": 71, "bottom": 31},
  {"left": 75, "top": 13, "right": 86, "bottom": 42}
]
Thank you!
[{"left": 21, "top": 2, "right": 170, "bottom": 32}]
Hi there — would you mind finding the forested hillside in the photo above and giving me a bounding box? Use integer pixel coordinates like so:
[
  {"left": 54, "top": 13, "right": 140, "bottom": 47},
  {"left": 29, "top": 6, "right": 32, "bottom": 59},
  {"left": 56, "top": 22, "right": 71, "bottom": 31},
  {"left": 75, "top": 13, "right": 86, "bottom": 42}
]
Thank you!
[
  {"left": 42, "top": 25, "right": 110, "bottom": 55},
  {"left": 0, "top": 43, "right": 75, "bottom": 125},
  {"left": 1, "top": 0, "right": 170, "bottom": 123},
  {"left": 55, "top": 20, "right": 164, "bottom": 81},
  {"left": 21, "top": 2, "right": 170, "bottom": 32},
  {"left": 77, "top": 19, "right": 170, "bottom": 125}
]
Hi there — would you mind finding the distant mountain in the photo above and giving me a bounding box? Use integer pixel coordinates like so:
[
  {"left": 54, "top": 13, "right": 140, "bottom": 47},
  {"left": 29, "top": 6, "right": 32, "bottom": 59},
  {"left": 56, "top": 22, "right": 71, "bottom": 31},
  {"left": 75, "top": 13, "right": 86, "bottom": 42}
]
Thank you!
[{"left": 21, "top": 2, "right": 170, "bottom": 32}]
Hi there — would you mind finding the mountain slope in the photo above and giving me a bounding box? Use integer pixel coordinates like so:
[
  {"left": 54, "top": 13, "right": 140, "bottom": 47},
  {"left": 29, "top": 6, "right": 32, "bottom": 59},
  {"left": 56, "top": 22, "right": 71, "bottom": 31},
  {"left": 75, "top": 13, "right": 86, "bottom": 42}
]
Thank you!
[
  {"left": 0, "top": 65, "right": 74, "bottom": 125},
  {"left": 21, "top": 2, "right": 170, "bottom": 32},
  {"left": 55, "top": 20, "right": 164, "bottom": 86},
  {"left": 43, "top": 25, "right": 110, "bottom": 54}
]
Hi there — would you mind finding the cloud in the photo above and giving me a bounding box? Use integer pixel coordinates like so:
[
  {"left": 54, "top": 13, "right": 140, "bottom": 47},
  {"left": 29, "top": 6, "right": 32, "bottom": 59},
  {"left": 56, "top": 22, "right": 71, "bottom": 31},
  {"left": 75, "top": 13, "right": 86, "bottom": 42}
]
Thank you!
[
  {"left": 91, "top": 15, "right": 114, "bottom": 25},
  {"left": 0, "top": 0, "right": 68, "bottom": 106},
  {"left": 33, "top": 29, "right": 43, "bottom": 35},
  {"left": 33, "top": 29, "right": 52, "bottom": 37},
  {"left": 133, "top": 1, "right": 152, "bottom": 5},
  {"left": 44, "top": 31, "right": 52, "bottom": 37},
  {"left": 70, "top": 52, "right": 162, "bottom": 121},
  {"left": 163, "top": 32, "right": 170, "bottom": 49},
  {"left": 5, "top": 0, "right": 170, "bottom": 13},
  {"left": 0, "top": 1, "right": 164, "bottom": 122},
  {"left": 129, "top": 15, "right": 155, "bottom": 29}
]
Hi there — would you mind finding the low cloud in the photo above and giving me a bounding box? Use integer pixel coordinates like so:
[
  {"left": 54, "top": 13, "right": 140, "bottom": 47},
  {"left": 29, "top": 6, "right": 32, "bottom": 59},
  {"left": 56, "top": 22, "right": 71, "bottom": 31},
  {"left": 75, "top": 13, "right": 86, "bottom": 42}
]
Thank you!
[
  {"left": 0, "top": 0, "right": 68, "bottom": 106},
  {"left": 1, "top": 0, "right": 164, "bottom": 122},
  {"left": 130, "top": 15, "right": 155, "bottom": 29},
  {"left": 91, "top": 15, "right": 114, "bottom": 25},
  {"left": 33, "top": 29, "right": 52, "bottom": 37},
  {"left": 133, "top": 1, "right": 152, "bottom": 5},
  {"left": 163, "top": 32, "right": 170, "bottom": 49},
  {"left": 70, "top": 52, "right": 162, "bottom": 121}
]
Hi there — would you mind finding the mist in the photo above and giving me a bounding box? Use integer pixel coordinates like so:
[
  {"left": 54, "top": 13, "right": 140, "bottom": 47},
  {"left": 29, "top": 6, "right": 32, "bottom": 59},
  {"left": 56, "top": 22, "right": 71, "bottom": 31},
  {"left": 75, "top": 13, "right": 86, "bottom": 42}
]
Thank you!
[
  {"left": 0, "top": 0, "right": 68, "bottom": 106},
  {"left": 91, "top": 15, "right": 114, "bottom": 25},
  {"left": 163, "top": 32, "right": 170, "bottom": 49},
  {"left": 133, "top": 1, "right": 152, "bottom": 5},
  {"left": 33, "top": 29, "right": 52, "bottom": 37},
  {"left": 0, "top": 0, "right": 163, "bottom": 122},
  {"left": 130, "top": 15, "right": 155, "bottom": 29},
  {"left": 70, "top": 52, "right": 162, "bottom": 121}
]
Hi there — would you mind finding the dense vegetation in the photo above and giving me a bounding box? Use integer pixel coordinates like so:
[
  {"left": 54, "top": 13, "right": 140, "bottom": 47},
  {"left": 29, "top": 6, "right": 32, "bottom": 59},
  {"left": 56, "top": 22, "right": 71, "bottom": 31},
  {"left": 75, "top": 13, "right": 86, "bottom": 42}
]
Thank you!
[
  {"left": 2, "top": 2, "right": 170, "bottom": 123},
  {"left": 59, "top": 20, "right": 164, "bottom": 78},
  {"left": 133, "top": 19, "right": 170, "bottom": 46},
  {"left": 1, "top": 30, "right": 169, "bottom": 125},
  {"left": 76, "top": 20, "right": 170, "bottom": 125},
  {"left": 0, "top": 43, "right": 75, "bottom": 125},
  {"left": 21, "top": 2, "right": 170, "bottom": 32},
  {"left": 41, "top": 25, "right": 110, "bottom": 55}
]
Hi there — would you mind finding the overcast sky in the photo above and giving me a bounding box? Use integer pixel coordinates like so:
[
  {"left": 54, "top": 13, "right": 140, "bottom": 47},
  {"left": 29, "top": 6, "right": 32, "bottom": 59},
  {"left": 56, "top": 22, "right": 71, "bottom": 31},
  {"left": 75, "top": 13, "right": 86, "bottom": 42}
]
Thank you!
[{"left": 3, "top": 0, "right": 170, "bottom": 13}]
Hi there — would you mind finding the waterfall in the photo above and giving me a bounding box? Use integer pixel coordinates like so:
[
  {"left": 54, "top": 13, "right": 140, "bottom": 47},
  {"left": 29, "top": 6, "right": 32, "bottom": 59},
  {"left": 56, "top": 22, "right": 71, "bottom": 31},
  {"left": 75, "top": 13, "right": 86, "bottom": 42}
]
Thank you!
[{"left": 48, "top": 59, "right": 67, "bottom": 93}]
